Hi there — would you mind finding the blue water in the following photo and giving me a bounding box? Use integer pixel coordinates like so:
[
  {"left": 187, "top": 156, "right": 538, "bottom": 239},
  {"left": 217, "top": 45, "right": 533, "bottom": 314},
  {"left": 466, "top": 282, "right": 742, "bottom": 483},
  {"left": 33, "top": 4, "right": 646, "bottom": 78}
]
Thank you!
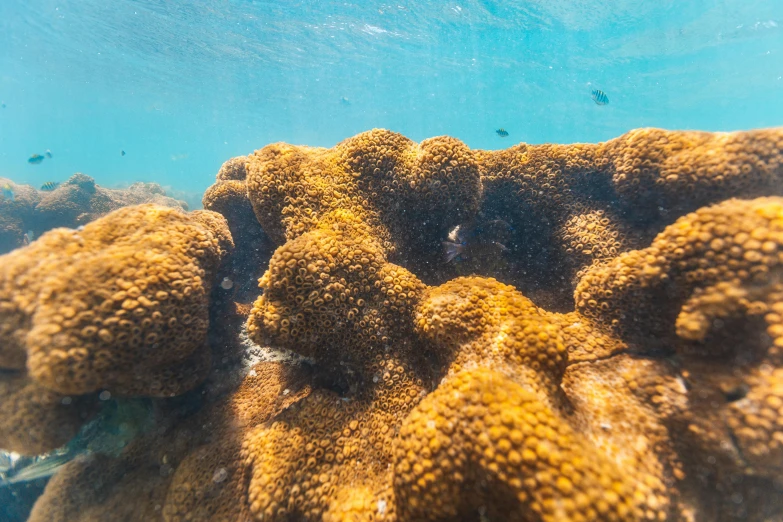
[{"left": 1, "top": 0, "right": 782, "bottom": 205}]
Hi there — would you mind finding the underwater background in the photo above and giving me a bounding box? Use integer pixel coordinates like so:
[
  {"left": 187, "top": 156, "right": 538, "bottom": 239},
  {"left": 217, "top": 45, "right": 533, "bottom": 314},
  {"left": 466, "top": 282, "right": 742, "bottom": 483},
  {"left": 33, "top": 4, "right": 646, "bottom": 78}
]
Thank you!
[
  {"left": 1, "top": 0, "right": 782, "bottom": 205},
  {"left": 2, "top": 1, "right": 783, "bottom": 521}
]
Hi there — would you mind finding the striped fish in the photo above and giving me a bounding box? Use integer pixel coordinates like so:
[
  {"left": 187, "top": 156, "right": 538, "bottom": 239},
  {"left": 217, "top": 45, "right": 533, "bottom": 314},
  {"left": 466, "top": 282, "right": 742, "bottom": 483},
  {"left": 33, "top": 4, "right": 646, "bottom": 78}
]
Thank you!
[
  {"left": 40, "top": 181, "right": 61, "bottom": 191},
  {"left": 591, "top": 89, "right": 609, "bottom": 105},
  {"left": 495, "top": 128, "right": 509, "bottom": 137}
]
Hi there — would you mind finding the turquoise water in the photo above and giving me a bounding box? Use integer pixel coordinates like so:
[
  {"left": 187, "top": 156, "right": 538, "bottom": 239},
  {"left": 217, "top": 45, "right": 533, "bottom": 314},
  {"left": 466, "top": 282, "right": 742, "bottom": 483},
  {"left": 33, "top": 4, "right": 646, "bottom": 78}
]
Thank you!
[{"left": 1, "top": 0, "right": 782, "bottom": 203}]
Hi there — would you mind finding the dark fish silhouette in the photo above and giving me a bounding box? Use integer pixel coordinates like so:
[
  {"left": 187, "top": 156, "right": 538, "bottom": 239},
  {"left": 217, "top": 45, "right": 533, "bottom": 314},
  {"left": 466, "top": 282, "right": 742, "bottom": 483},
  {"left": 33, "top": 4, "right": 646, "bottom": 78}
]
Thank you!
[
  {"left": 591, "top": 89, "right": 609, "bottom": 105},
  {"left": 28, "top": 154, "right": 45, "bottom": 165},
  {"left": 443, "top": 218, "right": 512, "bottom": 263},
  {"left": 121, "top": 150, "right": 126, "bottom": 156},
  {"left": 45, "top": 149, "right": 53, "bottom": 159},
  {"left": 41, "top": 181, "right": 61, "bottom": 191},
  {"left": 495, "top": 128, "right": 509, "bottom": 137}
]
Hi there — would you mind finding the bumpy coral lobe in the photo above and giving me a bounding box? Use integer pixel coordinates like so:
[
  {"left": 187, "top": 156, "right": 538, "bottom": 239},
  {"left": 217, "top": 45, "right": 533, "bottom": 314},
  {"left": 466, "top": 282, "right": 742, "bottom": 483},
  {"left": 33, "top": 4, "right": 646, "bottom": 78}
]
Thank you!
[
  {"left": 162, "top": 361, "right": 313, "bottom": 522},
  {"left": 247, "top": 215, "right": 424, "bottom": 365},
  {"left": 0, "top": 204, "right": 231, "bottom": 397},
  {"left": 600, "top": 128, "right": 783, "bottom": 219},
  {"left": 476, "top": 128, "right": 783, "bottom": 309},
  {"left": 576, "top": 197, "right": 783, "bottom": 504},
  {"left": 243, "top": 349, "right": 429, "bottom": 521},
  {"left": 408, "top": 277, "right": 669, "bottom": 521},
  {"left": 245, "top": 130, "right": 481, "bottom": 277}
]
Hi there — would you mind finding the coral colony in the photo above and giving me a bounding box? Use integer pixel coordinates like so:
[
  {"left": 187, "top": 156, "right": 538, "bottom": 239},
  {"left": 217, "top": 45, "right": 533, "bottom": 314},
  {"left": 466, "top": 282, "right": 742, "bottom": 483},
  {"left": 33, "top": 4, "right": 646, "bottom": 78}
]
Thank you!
[{"left": 2, "top": 127, "right": 783, "bottom": 521}]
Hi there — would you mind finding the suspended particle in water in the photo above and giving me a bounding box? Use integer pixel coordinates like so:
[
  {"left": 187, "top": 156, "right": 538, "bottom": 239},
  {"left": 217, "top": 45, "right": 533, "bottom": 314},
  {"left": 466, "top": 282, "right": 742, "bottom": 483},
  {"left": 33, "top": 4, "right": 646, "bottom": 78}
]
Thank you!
[
  {"left": 99, "top": 390, "right": 111, "bottom": 401},
  {"left": 220, "top": 277, "right": 233, "bottom": 290},
  {"left": 212, "top": 467, "right": 228, "bottom": 483}
]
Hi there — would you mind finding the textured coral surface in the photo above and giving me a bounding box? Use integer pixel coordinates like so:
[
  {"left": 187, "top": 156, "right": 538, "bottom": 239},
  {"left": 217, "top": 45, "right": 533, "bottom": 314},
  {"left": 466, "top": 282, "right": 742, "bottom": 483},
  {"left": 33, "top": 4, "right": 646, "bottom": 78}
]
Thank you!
[
  {"left": 0, "top": 204, "right": 230, "bottom": 454},
  {"left": 4, "top": 127, "right": 783, "bottom": 521}
]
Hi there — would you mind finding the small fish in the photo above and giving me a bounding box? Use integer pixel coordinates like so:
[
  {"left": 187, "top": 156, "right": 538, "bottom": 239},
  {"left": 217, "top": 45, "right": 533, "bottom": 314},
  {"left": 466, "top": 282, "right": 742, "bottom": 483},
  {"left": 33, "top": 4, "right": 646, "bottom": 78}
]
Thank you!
[
  {"left": 340, "top": 96, "right": 351, "bottom": 106},
  {"left": 591, "top": 89, "right": 609, "bottom": 105},
  {"left": 1, "top": 183, "right": 13, "bottom": 201},
  {"left": 45, "top": 149, "right": 53, "bottom": 158},
  {"left": 28, "top": 154, "right": 45, "bottom": 165},
  {"left": 121, "top": 150, "right": 126, "bottom": 156},
  {"left": 442, "top": 218, "right": 512, "bottom": 263},
  {"left": 0, "top": 449, "right": 73, "bottom": 486},
  {"left": 40, "top": 181, "right": 61, "bottom": 191},
  {"left": 1, "top": 398, "right": 155, "bottom": 487},
  {"left": 495, "top": 128, "right": 509, "bottom": 138}
]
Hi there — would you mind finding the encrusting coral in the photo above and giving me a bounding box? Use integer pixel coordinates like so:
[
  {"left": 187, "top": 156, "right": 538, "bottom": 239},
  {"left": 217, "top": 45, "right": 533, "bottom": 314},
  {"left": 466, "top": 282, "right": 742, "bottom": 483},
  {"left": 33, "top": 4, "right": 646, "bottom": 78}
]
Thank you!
[
  {"left": 6, "top": 126, "right": 783, "bottom": 521},
  {"left": 0, "top": 204, "right": 231, "bottom": 455}
]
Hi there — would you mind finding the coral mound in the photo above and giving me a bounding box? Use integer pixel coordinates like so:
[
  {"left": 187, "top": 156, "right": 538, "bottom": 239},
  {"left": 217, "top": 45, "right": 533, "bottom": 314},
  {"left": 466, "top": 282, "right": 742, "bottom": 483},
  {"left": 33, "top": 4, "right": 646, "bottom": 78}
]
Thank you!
[
  {"left": 407, "top": 277, "right": 669, "bottom": 521},
  {"left": 13, "top": 127, "right": 783, "bottom": 522},
  {"left": 0, "top": 204, "right": 231, "bottom": 455}
]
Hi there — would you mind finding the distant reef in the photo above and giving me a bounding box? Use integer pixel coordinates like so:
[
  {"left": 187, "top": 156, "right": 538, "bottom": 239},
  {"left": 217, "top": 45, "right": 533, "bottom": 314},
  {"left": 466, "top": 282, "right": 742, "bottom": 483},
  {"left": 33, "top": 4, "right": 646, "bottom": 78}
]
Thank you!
[
  {"left": 0, "top": 173, "right": 189, "bottom": 254},
  {"left": 2, "top": 127, "right": 783, "bottom": 521}
]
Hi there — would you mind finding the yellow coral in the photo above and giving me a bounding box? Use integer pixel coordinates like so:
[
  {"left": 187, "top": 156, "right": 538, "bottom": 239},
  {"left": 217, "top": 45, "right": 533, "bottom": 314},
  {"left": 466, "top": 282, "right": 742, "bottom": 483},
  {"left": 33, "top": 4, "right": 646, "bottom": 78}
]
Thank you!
[
  {"left": 0, "top": 204, "right": 232, "bottom": 397},
  {"left": 23, "top": 127, "right": 783, "bottom": 521},
  {"left": 395, "top": 367, "right": 666, "bottom": 522}
]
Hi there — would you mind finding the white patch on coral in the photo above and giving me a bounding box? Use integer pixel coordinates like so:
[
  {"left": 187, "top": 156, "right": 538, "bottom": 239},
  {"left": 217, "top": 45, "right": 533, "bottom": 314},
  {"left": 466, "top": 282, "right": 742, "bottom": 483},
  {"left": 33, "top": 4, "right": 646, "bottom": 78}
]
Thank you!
[{"left": 238, "top": 322, "right": 313, "bottom": 374}]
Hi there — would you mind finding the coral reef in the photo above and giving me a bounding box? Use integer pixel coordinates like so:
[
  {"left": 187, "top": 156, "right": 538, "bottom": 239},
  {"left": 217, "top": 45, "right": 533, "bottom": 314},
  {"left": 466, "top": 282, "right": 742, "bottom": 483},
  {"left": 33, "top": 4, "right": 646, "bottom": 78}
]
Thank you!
[
  {"left": 5, "top": 127, "right": 783, "bottom": 521},
  {"left": 0, "top": 204, "right": 231, "bottom": 454},
  {"left": 0, "top": 178, "right": 40, "bottom": 255},
  {"left": 0, "top": 173, "right": 188, "bottom": 255}
]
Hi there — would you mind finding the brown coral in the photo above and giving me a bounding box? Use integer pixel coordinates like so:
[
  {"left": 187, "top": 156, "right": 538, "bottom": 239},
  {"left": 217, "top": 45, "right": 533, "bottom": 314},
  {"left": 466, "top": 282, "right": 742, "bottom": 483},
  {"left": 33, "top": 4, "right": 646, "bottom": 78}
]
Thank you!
[
  {"left": 0, "top": 204, "right": 231, "bottom": 397},
  {"left": 27, "top": 361, "right": 313, "bottom": 522},
  {"left": 0, "top": 177, "right": 40, "bottom": 254},
  {"left": 245, "top": 130, "right": 481, "bottom": 278},
  {"left": 408, "top": 277, "right": 670, "bottom": 521},
  {"left": 576, "top": 197, "right": 783, "bottom": 491},
  {"left": 20, "top": 127, "right": 783, "bottom": 522},
  {"left": 0, "top": 173, "right": 188, "bottom": 255}
]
